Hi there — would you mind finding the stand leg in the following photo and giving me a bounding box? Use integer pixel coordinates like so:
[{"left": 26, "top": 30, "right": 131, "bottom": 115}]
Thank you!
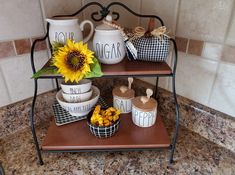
[
  {"left": 169, "top": 75, "right": 180, "bottom": 164},
  {"left": 154, "top": 77, "right": 159, "bottom": 99},
  {"left": 29, "top": 79, "right": 44, "bottom": 165},
  {"left": 0, "top": 163, "right": 4, "bottom": 175},
  {"left": 55, "top": 78, "right": 59, "bottom": 91}
]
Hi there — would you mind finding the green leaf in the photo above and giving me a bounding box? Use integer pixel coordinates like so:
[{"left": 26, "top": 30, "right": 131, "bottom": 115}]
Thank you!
[
  {"left": 52, "top": 42, "right": 64, "bottom": 53},
  {"left": 32, "top": 66, "right": 58, "bottom": 79},
  {"left": 85, "top": 57, "right": 103, "bottom": 78}
]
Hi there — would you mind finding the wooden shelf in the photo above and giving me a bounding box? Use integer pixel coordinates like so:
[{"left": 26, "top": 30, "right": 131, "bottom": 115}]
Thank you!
[
  {"left": 102, "top": 58, "right": 172, "bottom": 76},
  {"left": 39, "top": 57, "right": 172, "bottom": 78},
  {"left": 41, "top": 114, "right": 170, "bottom": 151}
]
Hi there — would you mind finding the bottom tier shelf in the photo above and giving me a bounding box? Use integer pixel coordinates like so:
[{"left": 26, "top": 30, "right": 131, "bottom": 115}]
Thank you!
[{"left": 41, "top": 114, "right": 171, "bottom": 151}]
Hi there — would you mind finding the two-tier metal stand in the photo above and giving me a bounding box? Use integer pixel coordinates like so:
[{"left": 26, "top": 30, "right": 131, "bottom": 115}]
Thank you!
[{"left": 30, "top": 2, "right": 179, "bottom": 165}]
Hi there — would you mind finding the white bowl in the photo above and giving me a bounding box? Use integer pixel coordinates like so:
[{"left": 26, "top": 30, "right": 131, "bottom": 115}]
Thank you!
[
  {"left": 62, "top": 86, "right": 93, "bottom": 103},
  {"left": 61, "top": 79, "right": 92, "bottom": 94},
  {"left": 56, "top": 86, "right": 100, "bottom": 116}
]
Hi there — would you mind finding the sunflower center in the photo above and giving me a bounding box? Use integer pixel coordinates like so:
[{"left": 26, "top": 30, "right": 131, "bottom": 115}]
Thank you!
[{"left": 66, "top": 51, "right": 85, "bottom": 71}]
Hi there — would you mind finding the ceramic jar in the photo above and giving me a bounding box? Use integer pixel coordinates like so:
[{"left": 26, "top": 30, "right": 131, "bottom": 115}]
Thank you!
[
  {"left": 113, "top": 86, "right": 135, "bottom": 114},
  {"left": 46, "top": 17, "right": 94, "bottom": 44},
  {"left": 132, "top": 89, "right": 158, "bottom": 127},
  {"left": 93, "top": 15, "right": 126, "bottom": 64}
]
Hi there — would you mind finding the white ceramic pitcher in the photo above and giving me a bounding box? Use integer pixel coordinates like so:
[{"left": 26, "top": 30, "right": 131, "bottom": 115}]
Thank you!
[{"left": 46, "top": 17, "right": 94, "bottom": 44}]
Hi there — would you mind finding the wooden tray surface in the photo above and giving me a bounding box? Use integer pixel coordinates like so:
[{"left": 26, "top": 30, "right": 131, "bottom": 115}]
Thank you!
[{"left": 42, "top": 114, "right": 171, "bottom": 151}]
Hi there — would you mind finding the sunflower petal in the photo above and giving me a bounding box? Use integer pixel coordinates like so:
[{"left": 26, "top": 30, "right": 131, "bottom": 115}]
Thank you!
[{"left": 53, "top": 40, "right": 102, "bottom": 83}]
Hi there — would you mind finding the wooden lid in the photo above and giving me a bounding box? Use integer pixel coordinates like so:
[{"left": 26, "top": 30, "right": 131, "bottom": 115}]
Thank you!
[
  {"left": 112, "top": 86, "right": 135, "bottom": 99},
  {"left": 132, "top": 96, "right": 157, "bottom": 111}
]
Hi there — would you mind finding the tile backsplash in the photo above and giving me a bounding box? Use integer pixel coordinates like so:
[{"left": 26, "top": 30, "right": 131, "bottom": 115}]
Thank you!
[
  {"left": 0, "top": 0, "right": 45, "bottom": 41},
  {"left": 0, "top": 0, "right": 234, "bottom": 118},
  {"left": 176, "top": 0, "right": 233, "bottom": 43},
  {"left": 0, "top": 41, "right": 15, "bottom": 59}
]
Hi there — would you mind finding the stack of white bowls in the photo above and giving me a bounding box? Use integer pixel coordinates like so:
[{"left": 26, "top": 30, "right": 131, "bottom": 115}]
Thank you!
[{"left": 56, "top": 79, "right": 100, "bottom": 116}]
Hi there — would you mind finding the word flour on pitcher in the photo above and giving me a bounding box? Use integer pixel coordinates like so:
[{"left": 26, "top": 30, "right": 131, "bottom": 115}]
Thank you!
[{"left": 54, "top": 32, "right": 75, "bottom": 44}]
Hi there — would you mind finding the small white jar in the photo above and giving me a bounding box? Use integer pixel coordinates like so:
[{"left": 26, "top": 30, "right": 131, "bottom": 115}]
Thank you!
[
  {"left": 132, "top": 96, "right": 158, "bottom": 127},
  {"left": 112, "top": 86, "right": 135, "bottom": 114}
]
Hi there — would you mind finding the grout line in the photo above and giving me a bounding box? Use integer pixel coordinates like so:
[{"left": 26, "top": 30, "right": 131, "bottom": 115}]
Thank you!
[
  {"left": 38, "top": 0, "right": 50, "bottom": 61},
  {"left": 200, "top": 41, "right": 205, "bottom": 57},
  {"left": 12, "top": 40, "right": 17, "bottom": 56},
  {"left": 39, "top": 0, "right": 47, "bottom": 31},
  {"left": 139, "top": 0, "right": 142, "bottom": 26},
  {"left": 0, "top": 66, "right": 13, "bottom": 103},
  {"left": 185, "top": 38, "right": 190, "bottom": 54},
  {"left": 222, "top": 0, "right": 235, "bottom": 45},
  {"left": 201, "top": 41, "right": 208, "bottom": 58},
  {"left": 29, "top": 38, "right": 33, "bottom": 46},
  {"left": 82, "top": 0, "right": 85, "bottom": 21},
  {"left": 207, "top": 62, "right": 220, "bottom": 106},
  {"left": 167, "top": 0, "right": 181, "bottom": 91},
  {"left": 174, "top": 0, "right": 181, "bottom": 37}
]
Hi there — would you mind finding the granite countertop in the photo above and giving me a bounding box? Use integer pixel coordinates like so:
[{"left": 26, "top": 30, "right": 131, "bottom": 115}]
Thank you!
[
  {"left": 0, "top": 115, "right": 235, "bottom": 175},
  {"left": 0, "top": 78, "right": 234, "bottom": 175}
]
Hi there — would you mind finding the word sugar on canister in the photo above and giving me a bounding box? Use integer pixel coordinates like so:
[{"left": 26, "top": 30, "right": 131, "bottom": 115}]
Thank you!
[{"left": 93, "top": 15, "right": 125, "bottom": 64}]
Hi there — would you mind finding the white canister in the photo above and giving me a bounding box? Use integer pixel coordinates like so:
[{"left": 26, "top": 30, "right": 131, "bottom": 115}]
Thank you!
[
  {"left": 132, "top": 93, "right": 158, "bottom": 127},
  {"left": 93, "top": 15, "right": 126, "bottom": 64},
  {"left": 113, "top": 86, "right": 135, "bottom": 114}
]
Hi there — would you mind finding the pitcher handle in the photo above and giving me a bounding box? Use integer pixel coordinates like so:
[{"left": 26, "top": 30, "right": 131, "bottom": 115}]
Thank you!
[{"left": 80, "top": 20, "right": 94, "bottom": 43}]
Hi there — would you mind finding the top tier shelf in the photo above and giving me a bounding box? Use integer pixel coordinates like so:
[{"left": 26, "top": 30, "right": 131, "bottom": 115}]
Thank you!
[{"left": 38, "top": 57, "right": 173, "bottom": 78}]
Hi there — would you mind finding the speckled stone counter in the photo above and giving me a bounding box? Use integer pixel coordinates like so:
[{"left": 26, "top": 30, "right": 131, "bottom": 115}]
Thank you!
[{"left": 0, "top": 78, "right": 235, "bottom": 174}]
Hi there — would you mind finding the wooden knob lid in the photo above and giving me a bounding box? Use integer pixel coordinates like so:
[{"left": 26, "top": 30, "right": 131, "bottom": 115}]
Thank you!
[
  {"left": 132, "top": 89, "right": 157, "bottom": 111},
  {"left": 112, "top": 86, "right": 135, "bottom": 99},
  {"left": 132, "top": 96, "right": 157, "bottom": 111}
]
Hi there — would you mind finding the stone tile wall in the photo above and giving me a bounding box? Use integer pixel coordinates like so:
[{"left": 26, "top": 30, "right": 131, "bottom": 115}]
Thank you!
[{"left": 0, "top": 0, "right": 235, "bottom": 118}]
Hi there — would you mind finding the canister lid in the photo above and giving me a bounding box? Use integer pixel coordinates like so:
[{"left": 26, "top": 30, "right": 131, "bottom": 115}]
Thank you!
[
  {"left": 95, "top": 15, "right": 118, "bottom": 31},
  {"left": 132, "top": 96, "right": 158, "bottom": 111},
  {"left": 112, "top": 86, "right": 135, "bottom": 99}
]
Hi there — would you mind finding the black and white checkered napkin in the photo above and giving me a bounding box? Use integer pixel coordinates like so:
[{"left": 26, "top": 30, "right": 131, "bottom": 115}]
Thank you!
[
  {"left": 131, "top": 35, "right": 170, "bottom": 62},
  {"left": 53, "top": 97, "right": 110, "bottom": 126}
]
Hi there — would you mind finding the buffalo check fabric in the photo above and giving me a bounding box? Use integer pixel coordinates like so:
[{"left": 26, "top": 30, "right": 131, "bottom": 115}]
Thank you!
[
  {"left": 131, "top": 35, "right": 170, "bottom": 62},
  {"left": 88, "top": 120, "right": 120, "bottom": 138},
  {"left": 53, "top": 97, "right": 109, "bottom": 126}
]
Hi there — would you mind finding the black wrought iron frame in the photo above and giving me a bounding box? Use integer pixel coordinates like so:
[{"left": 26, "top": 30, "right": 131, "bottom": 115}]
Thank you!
[{"left": 30, "top": 2, "right": 179, "bottom": 165}]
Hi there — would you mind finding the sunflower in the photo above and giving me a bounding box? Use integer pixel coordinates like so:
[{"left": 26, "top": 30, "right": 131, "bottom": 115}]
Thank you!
[{"left": 53, "top": 39, "right": 94, "bottom": 83}]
